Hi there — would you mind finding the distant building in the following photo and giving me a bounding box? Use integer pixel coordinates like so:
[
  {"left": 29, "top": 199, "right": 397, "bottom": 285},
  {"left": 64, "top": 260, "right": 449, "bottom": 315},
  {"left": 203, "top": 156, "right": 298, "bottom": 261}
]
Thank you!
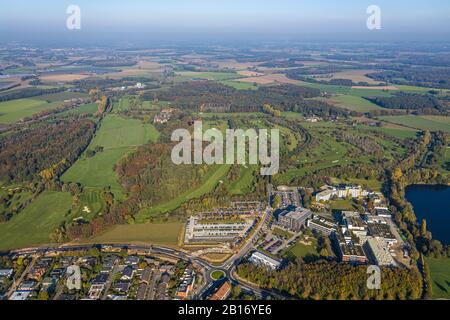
[
  {"left": 278, "top": 207, "right": 312, "bottom": 232},
  {"left": 0, "top": 269, "right": 14, "bottom": 279},
  {"left": 18, "top": 280, "right": 37, "bottom": 291},
  {"left": 315, "top": 185, "right": 368, "bottom": 202},
  {"left": 367, "top": 223, "right": 397, "bottom": 245},
  {"left": 9, "top": 291, "right": 31, "bottom": 301},
  {"left": 315, "top": 188, "right": 336, "bottom": 202},
  {"left": 88, "top": 284, "right": 105, "bottom": 300},
  {"left": 209, "top": 281, "right": 231, "bottom": 300},
  {"left": 125, "top": 255, "right": 140, "bottom": 266},
  {"left": 113, "top": 281, "right": 131, "bottom": 293},
  {"left": 184, "top": 216, "right": 255, "bottom": 243},
  {"left": 121, "top": 266, "right": 135, "bottom": 280},
  {"left": 364, "top": 238, "right": 396, "bottom": 266},
  {"left": 375, "top": 207, "right": 392, "bottom": 218},
  {"left": 136, "top": 283, "right": 148, "bottom": 300},
  {"left": 249, "top": 251, "right": 282, "bottom": 270},
  {"left": 307, "top": 215, "right": 338, "bottom": 235},
  {"left": 333, "top": 231, "right": 368, "bottom": 264},
  {"left": 176, "top": 269, "right": 196, "bottom": 299}
]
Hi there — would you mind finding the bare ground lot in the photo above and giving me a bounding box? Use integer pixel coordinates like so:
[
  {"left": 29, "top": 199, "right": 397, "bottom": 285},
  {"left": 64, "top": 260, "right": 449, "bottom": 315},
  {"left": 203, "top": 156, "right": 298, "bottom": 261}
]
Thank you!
[
  {"left": 40, "top": 74, "right": 92, "bottom": 82},
  {"left": 237, "top": 70, "right": 264, "bottom": 77},
  {"left": 352, "top": 85, "right": 399, "bottom": 90}
]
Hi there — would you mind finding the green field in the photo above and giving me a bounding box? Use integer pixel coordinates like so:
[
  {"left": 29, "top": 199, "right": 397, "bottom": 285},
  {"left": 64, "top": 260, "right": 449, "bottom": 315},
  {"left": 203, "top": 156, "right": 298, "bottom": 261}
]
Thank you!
[
  {"left": 358, "top": 125, "right": 418, "bottom": 139},
  {"left": 331, "top": 178, "right": 382, "bottom": 191},
  {"left": 62, "top": 115, "right": 159, "bottom": 198},
  {"left": 225, "top": 165, "right": 257, "bottom": 195},
  {"left": 220, "top": 80, "right": 259, "bottom": 90},
  {"left": 71, "top": 189, "right": 107, "bottom": 221},
  {"left": 62, "top": 103, "right": 99, "bottom": 115},
  {"left": 196, "top": 112, "right": 266, "bottom": 119},
  {"left": 379, "top": 115, "right": 450, "bottom": 132},
  {"left": 293, "top": 78, "right": 441, "bottom": 97},
  {"left": 34, "top": 92, "right": 88, "bottom": 102},
  {"left": 0, "top": 98, "right": 60, "bottom": 124},
  {"left": 0, "top": 191, "right": 72, "bottom": 250},
  {"left": 136, "top": 164, "right": 231, "bottom": 222},
  {"left": 174, "top": 71, "right": 242, "bottom": 82},
  {"left": 83, "top": 222, "right": 183, "bottom": 247},
  {"left": 331, "top": 95, "right": 384, "bottom": 112},
  {"left": 283, "top": 237, "right": 319, "bottom": 260},
  {"left": 426, "top": 257, "right": 450, "bottom": 299}
]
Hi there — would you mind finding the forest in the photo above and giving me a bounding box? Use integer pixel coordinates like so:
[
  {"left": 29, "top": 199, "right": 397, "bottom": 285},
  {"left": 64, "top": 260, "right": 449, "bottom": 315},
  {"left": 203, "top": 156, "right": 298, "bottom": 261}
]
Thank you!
[
  {"left": 236, "top": 261, "right": 422, "bottom": 300},
  {"left": 0, "top": 118, "right": 95, "bottom": 182},
  {"left": 365, "top": 93, "right": 448, "bottom": 114}
]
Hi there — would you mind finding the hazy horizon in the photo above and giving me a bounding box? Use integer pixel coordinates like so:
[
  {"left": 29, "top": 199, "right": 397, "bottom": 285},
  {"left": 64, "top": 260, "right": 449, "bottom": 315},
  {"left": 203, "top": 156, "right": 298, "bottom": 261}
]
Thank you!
[{"left": 0, "top": 0, "right": 449, "bottom": 45}]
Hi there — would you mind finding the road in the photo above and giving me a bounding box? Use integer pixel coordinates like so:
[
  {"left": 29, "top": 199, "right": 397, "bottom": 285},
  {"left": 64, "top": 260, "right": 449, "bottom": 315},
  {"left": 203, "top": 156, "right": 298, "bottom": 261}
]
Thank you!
[
  {"left": 6, "top": 208, "right": 286, "bottom": 300},
  {"left": 6, "top": 256, "right": 36, "bottom": 298}
]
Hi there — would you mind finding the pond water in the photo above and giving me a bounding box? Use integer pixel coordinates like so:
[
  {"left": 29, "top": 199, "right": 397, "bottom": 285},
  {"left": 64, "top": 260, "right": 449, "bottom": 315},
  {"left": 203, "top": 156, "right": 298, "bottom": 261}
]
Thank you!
[{"left": 405, "top": 185, "right": 450, "bottom": 244}]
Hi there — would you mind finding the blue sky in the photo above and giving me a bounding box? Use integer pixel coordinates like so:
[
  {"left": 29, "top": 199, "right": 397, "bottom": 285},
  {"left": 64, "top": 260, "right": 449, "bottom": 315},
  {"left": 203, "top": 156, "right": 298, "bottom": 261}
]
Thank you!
[{"left": 0, "top": 0, "right": 449, "bottom": 37}]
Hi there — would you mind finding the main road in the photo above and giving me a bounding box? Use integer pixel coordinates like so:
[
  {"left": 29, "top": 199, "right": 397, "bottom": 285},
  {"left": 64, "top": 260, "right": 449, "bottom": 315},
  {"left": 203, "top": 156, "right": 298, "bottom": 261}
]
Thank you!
[{"left": 5, "top": 208, "right": 286, "bottom": 299}]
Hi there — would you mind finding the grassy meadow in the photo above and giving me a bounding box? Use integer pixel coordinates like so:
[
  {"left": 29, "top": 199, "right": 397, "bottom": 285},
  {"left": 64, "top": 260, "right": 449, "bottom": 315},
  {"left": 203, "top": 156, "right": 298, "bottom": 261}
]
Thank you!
[
  {"left": 62, "top": 114, "right": 159, "bottom": 198},
  {"left": 0, "top": 191, "right": 72, "bottom": 250}
]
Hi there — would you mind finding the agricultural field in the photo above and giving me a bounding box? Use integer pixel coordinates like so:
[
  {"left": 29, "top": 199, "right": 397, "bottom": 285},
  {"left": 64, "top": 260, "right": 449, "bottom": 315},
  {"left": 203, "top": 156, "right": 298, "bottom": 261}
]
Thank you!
[
  {"left": 61, "top": 103, "right": 99, "bottom": 115},
  {"left": 0, "top": 191, "right": 72, "bottom": 250},
  {"left": 34, "top": 91, "right": 88, "bottom": 102},
  {"left": 220, "top": 80, "right": 259, "bottom": 90},
  {"left": 173, "top": 71, "right": 243, "bottom": 82},
  {"left": 83, "top": 222, "right": 183, "bottom": 247},
  {"left": 330, "top": 95, "right": 384, "bottom": 112},
  {"left": 62, "top": 114, "right": 160, "bottom": 198},
  {"left": 0, "top": 98, "right": 60, "bottom": 124},
  {"left": 0, "top": 91, "right": 89, "bottom": 124},
  {"left": 314, "top": 69, "right": 382, "bottom": 85},
  {"left": 379, "top": 115, "right": 450, "bottom": 132},
  {"left": 357, "top": 125, "right": 418, "bottom": 139},
  {"left": 426, "top": 257, "right": 450, "bottom": 299}
]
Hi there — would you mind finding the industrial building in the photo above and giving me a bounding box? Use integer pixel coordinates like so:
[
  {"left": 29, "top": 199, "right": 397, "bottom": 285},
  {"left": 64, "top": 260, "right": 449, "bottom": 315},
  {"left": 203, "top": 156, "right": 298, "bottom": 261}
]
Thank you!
[
  {"left": 184, "top": 216, "right": 255, "bottom": 243},
  {"left": 307, "top": 215, "right": 338, "bottom": 235},
  {"left": 278, "top": 207, "right": 312, "bottom": 232},
  {"left": 364, "top": 238, "right": 396, "bottom": 266}
]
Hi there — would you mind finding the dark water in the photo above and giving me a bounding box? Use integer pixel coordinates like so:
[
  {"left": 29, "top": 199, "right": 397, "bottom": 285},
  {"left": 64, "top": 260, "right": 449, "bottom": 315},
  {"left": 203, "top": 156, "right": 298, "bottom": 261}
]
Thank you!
[{"left": 405, "top": 185, "right": 450, "bottom": 244}]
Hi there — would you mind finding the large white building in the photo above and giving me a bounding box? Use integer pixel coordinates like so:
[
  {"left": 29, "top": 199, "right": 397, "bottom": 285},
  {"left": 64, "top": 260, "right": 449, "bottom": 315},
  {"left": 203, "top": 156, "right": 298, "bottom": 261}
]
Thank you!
[
  {"left": 315, "top": 185, "right": 369, "bottom": 202},
  {"left": 364, "top": 237, "right": 396, "bottom": 267},
  {"left": 249, "top": 251, "right": 282, "bottom": 270},
  {"left": 184, "top": 216, "right": 255, "bottom": 243}
]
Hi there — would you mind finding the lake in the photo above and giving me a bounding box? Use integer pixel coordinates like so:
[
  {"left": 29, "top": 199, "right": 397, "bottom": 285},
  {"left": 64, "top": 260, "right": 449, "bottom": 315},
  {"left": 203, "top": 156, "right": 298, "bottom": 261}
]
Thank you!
[{"left": 405, "top": 185, "right": 450, "bottom": 244}]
